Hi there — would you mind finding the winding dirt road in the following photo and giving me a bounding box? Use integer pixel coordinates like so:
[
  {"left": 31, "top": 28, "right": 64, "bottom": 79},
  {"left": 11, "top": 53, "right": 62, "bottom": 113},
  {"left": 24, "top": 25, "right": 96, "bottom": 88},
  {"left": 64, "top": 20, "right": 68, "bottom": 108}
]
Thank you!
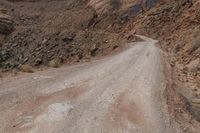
[{"left": 0, "top": 36, "right": 175, "bottom": 133}]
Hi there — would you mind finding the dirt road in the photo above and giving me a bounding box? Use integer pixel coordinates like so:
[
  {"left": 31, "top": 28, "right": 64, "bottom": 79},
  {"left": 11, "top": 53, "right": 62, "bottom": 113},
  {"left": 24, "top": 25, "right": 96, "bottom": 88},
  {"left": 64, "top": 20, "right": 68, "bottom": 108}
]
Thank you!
[{"left": 0, "top": 36, "right": 175, "bottom": 133}]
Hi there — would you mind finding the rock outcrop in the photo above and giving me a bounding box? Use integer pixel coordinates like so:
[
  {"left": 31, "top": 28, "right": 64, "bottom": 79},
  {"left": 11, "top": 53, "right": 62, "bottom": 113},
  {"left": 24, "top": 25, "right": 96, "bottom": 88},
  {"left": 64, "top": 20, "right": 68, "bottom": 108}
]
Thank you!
[{"left": 0, "top": 9, "right": 14, "bottom": 34}]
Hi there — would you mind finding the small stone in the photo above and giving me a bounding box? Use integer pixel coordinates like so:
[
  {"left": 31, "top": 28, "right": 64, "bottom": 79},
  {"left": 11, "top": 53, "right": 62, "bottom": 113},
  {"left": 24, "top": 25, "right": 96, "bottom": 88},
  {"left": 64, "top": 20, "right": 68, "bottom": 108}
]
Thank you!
[
  {"left": 90, "top": 47, "right": 98, "bottom": 56},
  {"left": 35, "top": 58, "right": 42, "bottom": 65},
  {"left": 183, "top": 127, "right": 187, "bottom": 131},
  {"left": 42, "top": 39, "right": 47, "bottom": 44},
  {"left": 23, "top": 58, "right": 28, "bottom": 63},
  {"left": 113, "top": 45, "right": 119, "bottom": 49},
  {"left": 12, "top": 43, "right": 18, "bottom": 47}
]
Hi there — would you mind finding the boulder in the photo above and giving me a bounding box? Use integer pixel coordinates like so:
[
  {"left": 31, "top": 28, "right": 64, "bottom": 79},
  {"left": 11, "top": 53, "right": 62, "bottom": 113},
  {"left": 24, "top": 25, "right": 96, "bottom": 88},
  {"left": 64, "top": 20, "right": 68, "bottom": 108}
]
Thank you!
[{"left": 185, "top": 58, "right": 200, "bottom": 72}]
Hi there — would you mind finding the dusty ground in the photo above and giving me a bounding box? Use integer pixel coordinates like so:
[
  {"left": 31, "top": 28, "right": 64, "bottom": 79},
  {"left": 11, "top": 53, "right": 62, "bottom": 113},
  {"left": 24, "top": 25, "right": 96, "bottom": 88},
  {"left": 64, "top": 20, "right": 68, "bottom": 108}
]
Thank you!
[{"left": 0, "top": 37, "right": 181, "bottom": 133}]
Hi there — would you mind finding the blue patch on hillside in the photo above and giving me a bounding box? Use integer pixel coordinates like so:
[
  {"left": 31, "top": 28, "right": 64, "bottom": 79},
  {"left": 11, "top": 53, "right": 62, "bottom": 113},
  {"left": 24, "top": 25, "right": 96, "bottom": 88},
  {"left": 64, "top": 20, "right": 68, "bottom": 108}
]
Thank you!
[{"left": 130, "top": 0, "right": 157, "bottom": 15}]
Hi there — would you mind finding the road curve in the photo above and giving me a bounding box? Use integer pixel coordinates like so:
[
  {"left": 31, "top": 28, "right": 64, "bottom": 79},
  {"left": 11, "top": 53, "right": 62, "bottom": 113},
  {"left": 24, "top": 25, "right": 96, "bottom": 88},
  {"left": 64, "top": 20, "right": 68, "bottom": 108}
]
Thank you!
[{"left": 0, "top": 36, "right": 174, "bottom": 133}]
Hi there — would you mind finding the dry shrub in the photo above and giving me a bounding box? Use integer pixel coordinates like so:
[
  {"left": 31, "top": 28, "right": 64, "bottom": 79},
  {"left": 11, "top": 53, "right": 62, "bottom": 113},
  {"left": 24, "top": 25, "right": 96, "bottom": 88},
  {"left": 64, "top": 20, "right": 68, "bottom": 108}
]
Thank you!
[
  {"left": 20, "top": 64, "right": 34, "bottom": 73},
  {"left": 49, "top": 58, "right": 61, "bottom": 68}
]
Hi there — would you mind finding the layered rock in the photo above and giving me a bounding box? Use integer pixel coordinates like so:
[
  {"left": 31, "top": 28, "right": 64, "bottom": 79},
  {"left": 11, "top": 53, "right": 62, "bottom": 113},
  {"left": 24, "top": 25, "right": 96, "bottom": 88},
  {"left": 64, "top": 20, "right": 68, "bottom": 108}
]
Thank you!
[{"left": 0, "top": 9, "right": 14, "bottom": 34}]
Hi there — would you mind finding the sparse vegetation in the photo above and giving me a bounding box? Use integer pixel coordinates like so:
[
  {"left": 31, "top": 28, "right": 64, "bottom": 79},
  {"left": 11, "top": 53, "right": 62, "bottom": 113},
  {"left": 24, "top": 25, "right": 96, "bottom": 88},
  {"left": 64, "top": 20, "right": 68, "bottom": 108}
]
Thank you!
[
  {"left": 20, "top": 64, "right": 34, "bottom": 73},
  {"left": 49, "top": 58, "right": 61, "bottom": 68}
]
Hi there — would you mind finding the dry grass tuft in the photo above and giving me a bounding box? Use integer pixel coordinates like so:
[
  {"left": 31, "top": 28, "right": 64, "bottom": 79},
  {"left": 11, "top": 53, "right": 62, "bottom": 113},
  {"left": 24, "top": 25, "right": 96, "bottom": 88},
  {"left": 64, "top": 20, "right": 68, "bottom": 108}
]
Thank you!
[
  {"left": 49, "top": 58, "right": 61, "bottom": 68},
  {"left": 20, "top": 64, "right": 34, "bottom": 73}
]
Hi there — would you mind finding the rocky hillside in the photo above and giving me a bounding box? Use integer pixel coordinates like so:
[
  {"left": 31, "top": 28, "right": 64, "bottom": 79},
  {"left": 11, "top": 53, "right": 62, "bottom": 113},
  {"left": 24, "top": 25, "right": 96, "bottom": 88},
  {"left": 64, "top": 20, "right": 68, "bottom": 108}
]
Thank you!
[
  {"left": 0, "top": 0, "right": 159, "bottom": 71},
  {"left": 0, "top": 0, "right": 130, "bottom": 71}
]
